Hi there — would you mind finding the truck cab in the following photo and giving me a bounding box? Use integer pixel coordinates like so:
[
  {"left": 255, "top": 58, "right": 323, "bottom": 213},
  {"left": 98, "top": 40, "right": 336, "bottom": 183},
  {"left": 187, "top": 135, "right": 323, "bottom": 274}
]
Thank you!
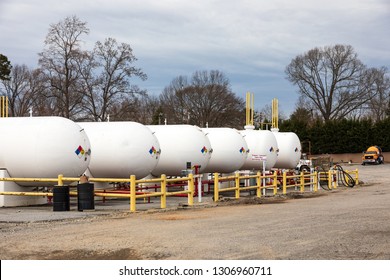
[{"left": 362, "top": 146, "right": 384, "bottom": 165}]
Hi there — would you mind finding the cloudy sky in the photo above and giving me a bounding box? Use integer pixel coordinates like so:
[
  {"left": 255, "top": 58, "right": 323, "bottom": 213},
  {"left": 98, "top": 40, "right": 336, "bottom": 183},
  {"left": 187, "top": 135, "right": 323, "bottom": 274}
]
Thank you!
[{"left": 1, "top": 0, "right": 389, "bottom": 116}]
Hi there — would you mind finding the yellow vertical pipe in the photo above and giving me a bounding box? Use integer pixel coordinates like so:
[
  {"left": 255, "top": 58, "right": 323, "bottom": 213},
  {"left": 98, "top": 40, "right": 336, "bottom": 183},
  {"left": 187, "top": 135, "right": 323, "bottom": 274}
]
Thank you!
[
  {"left": 6, "top": 96, "right": 8, "bottom": 117},
  {"left": 300, "top": 172, "right": 305, "bottom": 192},
  {"left": 235, "top": 172, "right": 240, "bottom": 199},
  {"left": 251, "top": 92, "right": 254, "bottom": 126},
  {"left": 57, "top": 174, "right": 64, "bottom": 186},
  {"left": 282, "top": 171, "right": 287, "bottom": 194},
  {"left": 355, "top": 169, "right": 359, "bottom": 185},
  {"left": 256, "top": 171, "right": 261, "bottom": 198},
  {"left": 273, "top": 172, "right": 278, "bottom": 195},
  {"left": 130, "top": 175, "right": 136, "bottom": 212},
  {"left": 214, "top": 173, "right": 219, "bottom": 202},
  {"left": 314, "top": 171, "right": 318, "bottom": 192},
  {"left": 187, "top": 173, "right": 194, "bottom": 206},
  {"left": 160, "top": 174, "right": 167, "bottom": 209},
  {"left": 1, "top": 96, "right": 4, "bottom": 117},
  {"left": 328, "top": 171, "right": 333, "bottom": 190}
]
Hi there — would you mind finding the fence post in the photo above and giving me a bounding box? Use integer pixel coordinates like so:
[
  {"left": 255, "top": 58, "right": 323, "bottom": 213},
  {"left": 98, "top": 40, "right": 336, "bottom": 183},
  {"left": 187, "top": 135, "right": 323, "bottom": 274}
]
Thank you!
[
  {"left": 130, "top": 175, "right": 136, "bottom": 213},
  {"left": 282, "top": 171, "right": 287, "bottom": 194},
  {"left": 161, "top": 174, "right": 167, "bottom": 209},
  {"left": 235, "top": 172, "right": 240, "bottom": 199},
  {"left": 256, "top": 171, "right": 261, "bottom": 198},
  {"left": 355, "top": 168, "right": 359, "bottom": 185},
  {"left": 187, "top": 173, "right": 194, "bottom": 206},
  {"left": 273, "top": 172, "right": 278, "bottom": 195},
  {"left": 314, "top": 171, "right": 318, "bottom": 192},
  {"left": 300, "top": 172, "right": 305, "bottom": 192},
  {"left": 214, "top": 173, "right": 219, "bottom": 202},
  {"left": 57, "top": 174, "right": 64, "bottom": 186},
  {"left": 328, "top": 171, "right": 332, "bottom": 190}
]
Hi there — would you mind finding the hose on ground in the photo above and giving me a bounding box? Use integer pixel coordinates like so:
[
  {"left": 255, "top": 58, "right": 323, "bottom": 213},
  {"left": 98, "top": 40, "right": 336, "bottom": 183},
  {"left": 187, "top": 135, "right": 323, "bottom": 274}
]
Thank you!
[{"left": 333, "top": 164, "right": 356, "bottom": 188}]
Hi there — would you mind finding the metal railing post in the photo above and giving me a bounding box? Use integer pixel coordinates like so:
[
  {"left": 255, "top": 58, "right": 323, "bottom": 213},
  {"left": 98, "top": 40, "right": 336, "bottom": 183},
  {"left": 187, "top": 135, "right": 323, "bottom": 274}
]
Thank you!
[
  {"left": 130, "top": 175, "right": 136, "bottom": 212},
  {"left": 314, "top": 171, "right": 318, "bottom": 192},
  {"left": 282, "top": 171, "right": 287, "bottom": 194},
  {"left": 235, "top": 172, "right": 240, "bottom": 199},
  {"left": 57, "top": 174, "right": 64, "bottom": 186},
  {"left": 188, "top": 173, "right": 194, "bottom": 206},
  {"left": 161, "top": 174, "right": 167, "bottom": 209},
  {"left": 214, "top": 173, "right": 219, "bottom": 202},
  {"left": 300, "top": 172, "right": 305, "bottom": 192}
]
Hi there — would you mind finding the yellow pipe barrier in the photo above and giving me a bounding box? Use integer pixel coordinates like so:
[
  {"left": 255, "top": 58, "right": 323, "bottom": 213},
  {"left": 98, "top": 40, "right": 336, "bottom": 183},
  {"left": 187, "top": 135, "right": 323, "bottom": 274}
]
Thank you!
[
  {"left": 187, "top": 173, "right": 194, "bottom": 206},
  {"left": 214, "top": 173, "right": 219, "bottom": 202},
  {"left": 57, "top": 174, "right": 64, "bottom": 186},
  {"left": 0, "top": 192, "right": 52, "bottom": 197},
  {"left": 235, "top": 172, "right": 240, "bottom": 199},
  {"left": 160, "top": 174, "right": 167, "bottom": 209},
  {"left": 282, "top": 172, "right": 287, "bottom": 194},
  {"left": 0, "top": 169, "right": 339, "bottom": 211},
  {"left": 256, "top": 171, "right": 261, "bottom": 198},
  {"left": 130, "top": 175, "right": 136, "bottom": 212}
]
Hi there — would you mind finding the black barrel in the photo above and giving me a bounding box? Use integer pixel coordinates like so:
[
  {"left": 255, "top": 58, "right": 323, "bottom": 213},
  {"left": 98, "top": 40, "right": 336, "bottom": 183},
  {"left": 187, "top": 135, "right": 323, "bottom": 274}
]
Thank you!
[
  {"left": 77, "top": 183, "right": 95, "bottom": 211},
  {"left": 53, "top": 186, "right": 70, "bottom": 211}
]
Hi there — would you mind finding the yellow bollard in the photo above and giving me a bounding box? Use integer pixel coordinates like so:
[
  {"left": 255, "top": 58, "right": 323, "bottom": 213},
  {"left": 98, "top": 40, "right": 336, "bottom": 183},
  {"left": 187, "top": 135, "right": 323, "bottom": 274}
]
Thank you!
[
  {"left": 273, "top": 173, "right": 278, "bottom": 195},
  {"left": 130, "top": 175, "right": 136, "bottom": 212},
  {"left": 355, "top": 168, "right": 359, "bottom": 185},
  {"left": 160, "top": 174, "right": 167, "bottom": 209},
  {"left": 328, "top": 171, "right": 333, "bottom": 190},
  {"left": 282, "top": 171, "right": 287, "bottom": 194},
  {"left": 300, "top": 172, "right": 305, "bottom": 192},
  {"left": 57, "top": 174, "right": 64, "bottom": 186},
  {"left": 256, "top": 171, "right": 261, "bottom": 198},
  {"left": 214, "top": 173, "right": 219, "bottom": 202},
  {"left": 187, "top": 173, "right": 194, "bottom": 206},
  {"left": 235, "top": 172, "right": 240, "bottom": 199}
]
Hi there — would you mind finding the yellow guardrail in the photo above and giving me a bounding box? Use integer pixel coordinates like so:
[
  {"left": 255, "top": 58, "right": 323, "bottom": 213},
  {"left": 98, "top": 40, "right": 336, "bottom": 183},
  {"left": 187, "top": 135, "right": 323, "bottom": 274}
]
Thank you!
[
  {"left": 0, "top": 174, "right": 195, "bottom": 212},
  {"left": 0, "top": 168, "right": 359, "bottom": 212},
  {"left": 213, "top": 171, "right": 278, "bottom": 201}
]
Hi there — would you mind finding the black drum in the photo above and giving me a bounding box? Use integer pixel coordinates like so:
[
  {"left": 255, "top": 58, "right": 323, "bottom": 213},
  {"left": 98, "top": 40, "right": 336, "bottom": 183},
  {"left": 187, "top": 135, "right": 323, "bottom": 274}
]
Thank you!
[
  {"left": 77, "top": 183, "right": 94, "bottom": 211},
  {"left": 53, "top": 186, "right": 70, "bottom": 211}
]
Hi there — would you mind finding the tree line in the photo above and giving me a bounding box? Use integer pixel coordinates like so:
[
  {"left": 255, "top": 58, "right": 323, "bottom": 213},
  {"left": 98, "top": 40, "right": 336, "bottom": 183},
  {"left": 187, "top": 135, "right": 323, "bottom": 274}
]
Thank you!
[
  {"left": 1, "top": 16, "right": 389, "bottom": 152},
  {"left": 280, "top": 116, "right": 390, "bottom": 154}
]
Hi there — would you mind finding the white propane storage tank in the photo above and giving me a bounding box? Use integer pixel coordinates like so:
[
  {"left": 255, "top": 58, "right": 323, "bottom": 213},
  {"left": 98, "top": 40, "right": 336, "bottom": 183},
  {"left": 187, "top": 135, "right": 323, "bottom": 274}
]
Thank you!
[
  {"left": 239, "top": 126, "right": 278, "bottom": 170},
  {"left": 272, "top": 128, "right": 302, "bottom": 169},
  {"left": 148, "top": 125, "right": 212, "bottom": 176},
  {"left": 0, "top": 117, "right": 91, "bottom": 183},
  {"left": 202, "top": 127, "right": 248, "bottom": 173},
  {"left": 78, "top": 122, "right": 160, "bottom": 179}
]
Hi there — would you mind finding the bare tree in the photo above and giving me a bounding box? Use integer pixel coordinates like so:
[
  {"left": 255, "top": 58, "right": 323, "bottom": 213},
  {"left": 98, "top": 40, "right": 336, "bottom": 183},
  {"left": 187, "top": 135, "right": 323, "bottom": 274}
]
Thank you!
[
  {"left": 0, "top": 64, "right": 47, "bottom": 116},
  {"left": 285, "top": 44, "right": 376, "bottom": 121},
  {"left": 38, "top": 15, "right": 89, "bottom": 119},
  {"left": 160, "top": 70, "right": 245, "bottom": 128},
  {"left": 78, "top": 38, "right": 146, "bottom": 121},
  {"left": 363, "top": 67, "right": 390, "bottom": 121}
]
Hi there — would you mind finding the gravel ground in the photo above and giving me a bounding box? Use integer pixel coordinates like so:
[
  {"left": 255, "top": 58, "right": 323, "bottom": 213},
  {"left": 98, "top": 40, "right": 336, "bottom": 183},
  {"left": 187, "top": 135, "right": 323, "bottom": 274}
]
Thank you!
[{"left": 0, "top": 163, "right": 389, "bottom": 260}]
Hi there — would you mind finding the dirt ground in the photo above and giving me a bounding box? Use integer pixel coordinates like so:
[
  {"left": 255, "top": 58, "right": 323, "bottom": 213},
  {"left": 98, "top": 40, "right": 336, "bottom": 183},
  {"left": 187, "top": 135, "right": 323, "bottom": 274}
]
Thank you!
[{"left": 0, "top": 163, "right": 389, "bottom": 260}]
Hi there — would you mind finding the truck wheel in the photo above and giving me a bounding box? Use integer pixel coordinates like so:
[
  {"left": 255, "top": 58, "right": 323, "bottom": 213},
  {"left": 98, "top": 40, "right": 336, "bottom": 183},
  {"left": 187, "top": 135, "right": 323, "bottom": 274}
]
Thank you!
[{"left": 300, "top": 165, "right": 310, "bottom": 172}]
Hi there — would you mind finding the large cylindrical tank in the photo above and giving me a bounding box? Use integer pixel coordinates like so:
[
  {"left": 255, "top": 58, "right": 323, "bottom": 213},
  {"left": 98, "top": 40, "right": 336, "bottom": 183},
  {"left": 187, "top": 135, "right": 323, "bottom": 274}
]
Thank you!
[
  {"left": 239, "top": 129, "right": 278, "bottom": 170},
  {"left": 272, "top": 129, "right": 302, "bottom": 169},
  {"left": 148, "top": 125, "right": 212, "bottom": 176},
  {"left": 78, "top": 122, "right": 160, "bottom": 179},
  {"left": 0, "top": 117, "right": 91, "bottom": 183},
  {"left": 202, "top": 127, "right": 248, "bottom": 173}
]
